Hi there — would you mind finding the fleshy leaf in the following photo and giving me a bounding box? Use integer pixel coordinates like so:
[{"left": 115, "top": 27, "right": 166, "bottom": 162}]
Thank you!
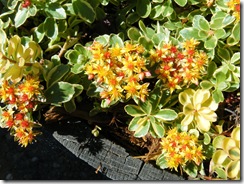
[
  {"left": 44, "top": 82, "right": 75, "bottom": 104},
  {"left": 136, "top": 0, "right": 151, "bottom": 18},
  {"left": 154, "top": 109, "right": 177, "bottom": 121},
  {"left": 212, "top": 150, "right": 228, "bottom": 165},
  {"left": 204, "top": 36, "right": 217, "bottom": 49},
  {"left": 134, "top": 119, "right": 150, "bottom": 137},
  {"left": 128, "top": 116, "right": 141, "bottom": 131},
  {"left": 124, "top": 105, "right": 146, "bottom": 116},
  {"left": 150, "top": 118, "right": 165, "bottom": 138},
  {"left": 72, "top": 0, "right": 96, "bottom": 24},
  {"left": 226, "top": 160, "right": 240, "bottom": 179},
  {"left": 174, "top": 0, "right": 187, "bottom": 7},
  {"left": 156, "top": 154, "right": 168, "bottom": 169},
  {"left": 45, "top": 3, "right": 66, "bottom": 19},
  {"left": 181, "top": 114, "right": 194, "bottom": 126}
]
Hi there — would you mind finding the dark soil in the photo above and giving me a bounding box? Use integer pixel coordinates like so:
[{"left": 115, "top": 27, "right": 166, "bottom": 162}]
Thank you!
[{"left": 0, "top": 126, "right": 110, "bottom": 180}]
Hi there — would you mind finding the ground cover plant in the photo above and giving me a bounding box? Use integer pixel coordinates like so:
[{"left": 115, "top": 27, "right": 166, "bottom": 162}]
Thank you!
[{"left": 0, "top": 0, "right": 240, "bottom": 180}]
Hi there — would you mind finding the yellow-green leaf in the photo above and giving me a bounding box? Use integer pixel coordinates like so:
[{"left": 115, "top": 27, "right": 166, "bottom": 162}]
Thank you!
[
  {"left": 226, "top": 160, "right": 240, "bottom": 179},
  {"left": 223, "top": 137, "right": 237, "bottom": 152},
  {"left": 228, "top": 147, "right": 240, "bottom": 161},
  {"left": 181, "top": 114, "right": 194, "bottom": 126},
  {"left": 212, "top": 150, "right": 228, "bottom": 165},
  {"left": 231, "top": 126, "right": 240, "bottom": 141}
]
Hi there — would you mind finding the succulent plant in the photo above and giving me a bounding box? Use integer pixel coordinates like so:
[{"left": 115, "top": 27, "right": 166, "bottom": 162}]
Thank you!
[
  {"left": 210, "top": 126, "right": 240, "bottom": 180},
  {"left": 179, "top": 89, "right": 218, "bottom": 132}
]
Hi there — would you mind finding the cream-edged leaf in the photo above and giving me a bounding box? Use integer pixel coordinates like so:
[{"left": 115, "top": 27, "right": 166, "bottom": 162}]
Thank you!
[{"left": 181, "top": 114, "right": 194, "bottom": 126}]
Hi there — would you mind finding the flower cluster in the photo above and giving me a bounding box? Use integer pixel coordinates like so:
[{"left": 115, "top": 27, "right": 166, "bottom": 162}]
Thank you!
[
  {"left": 160, "top": 128, "right": 205, "bottom": 171},
  {"left": 227, "top": 0, "right": 240, "bottom": 22},
  {"left": 0, "top": 76, "right": 44, "bottom": 147},
  {"left": 150, "top": 39, "right": 208, "bottom": 93},
  {"left": 85, "top": 41, "right": 151, "bottom": 104}
]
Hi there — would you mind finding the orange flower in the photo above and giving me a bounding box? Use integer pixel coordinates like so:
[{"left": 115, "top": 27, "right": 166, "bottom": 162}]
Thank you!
[{"left": 160, "top": 128, "right": 205, "bottom": 171}]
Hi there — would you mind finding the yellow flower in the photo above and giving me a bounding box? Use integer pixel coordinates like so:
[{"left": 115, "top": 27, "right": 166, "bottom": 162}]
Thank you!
[
  {"left": 182, "top": 38, "right": 200, "bottom": 50},
  {"left": 179, "top": 89, "right": 218, "bottom": 132},
  {"left": 138, "top": 83, "right": 149, "bottom": 102},
  {"left": 227, "top": 0, "right": 240, "bottom": 22},
  {"left": 109, "top": 43, "right": 122, "bottom": 60},
  {"left": 160, "top": 128, "right": 205, "bottom": 171},
  {"left": 123, "top": 81, "right": 141, "bottom": 100},
  {"left": 17, "top": 75, "right": 42, "bottom": 100}
]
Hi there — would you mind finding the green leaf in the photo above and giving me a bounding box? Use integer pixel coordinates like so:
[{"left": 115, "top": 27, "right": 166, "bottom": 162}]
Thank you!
[
  {"left": 212, "top": 89, "right": 224, "bottom": 103},
  {"left": 0, "top": 29, "right": 7, "bottom": 51},
  {"left": 204, "top": 36, "right": 217, "bottom": 49},
  {"left": 71, "top": 64, "right": 85, "bottom": 74},
  {"left": 151, "top": 119, "right": 165, "bottom": 138},
  {"left": 139, "top": 101, "right": 152, "bottom": 115},
  {"left": 217, "top": 47, "right": 230, "bottom": 61},
  {"left": 174, "top": 0, "right": 187, "bottom": 7},
  {"left": 210, "top": 12, "right": 234, "bottom": 29},
  {"left": 214, "top": 167, "right": 227, "bottom": 179},
  {"left": 222, "top": 15, "right": 235, "bottom": 27},
  {"left": 44, "top": 82, "right": 75, "bottom": 104},
  {"left": 44, "top": 17, "right": 58, "bottom": 39},
  {"left": 109, "top": 34, "right": 124, "bottom": 47},
  {"left": 148, "top": 87, "right": 162, "bottom": 113},
  {"left": 14, "top": 5, "right": 29, "bottom": 27},
  {"left": 156, "top": 154, "right": 168, "bottom": 169},
  {"left": 28, "top": 5, "right": 37, "bottom": 16},
  {"left": 45, "top": 3, "right": 66, "bottom": 19},
  {"left": 198, "top": 16, "right": 210, "bottom": 32},
  {"left": 200, "top": 80, "right": 214, "bottom": 90},
  {"left": 214, "top": 28, "right": 226, "bottom": 39},
  {"left": 64, "top": 99, "right": 76, "bottom": 113},
  {"left": 138, "top": 36, "right": 154, "bottom": 50},
  {"left": 134, "top": 119, "right": 150, "bottom": 137},
  {"left": 231, "top": 52, "right": 240, "bottom": 65},
  {"left": 207, "top": 61, "right": 217, "bottom": 78},
  {"left": 136, "top": 0, "right": 151, "bottom": 18},
  {"left": 126, "top": 12, "right": 140, "bottom": 25},
  {"left": 89, "top": 0, "right": 101, "bottom": 8},
  {"left": 138, "top": 20, "right": 147, "bottom": 36},
  {"left": 215, "top": 71, "right": 226, "bottom": 84},
  {"left": 203, "top": 133, "right": 211, "bottom": 145},
  {"left": 198, "top": 30, "right": 208, "bottom": 39},
  {"left": 127, "top": 27, "right": 141, "bottom": 41},
  {"left": 128, "top": 116, "right": 141, "bottom": 131},
  {"left": 161, "top": 0, "right": 173, "bottom": 17},
  {"left": 94, "top": 34, "right": 110, "bottom": 45},
  {"left": 182, "top": 162, "right": 198, "bottom": 178},
  {"left": 72, "top": 0, "right": 96, "bottom": 24},
  {"left": 150, "top": 5, "right": 164, "bottom": 19},
  {"left": 203, "top": 144, "right": 215, "bottom": 159},
  {"left": 154, "top": 109, "right": 177, "bottom": 121},
  {"left": 46, "top": 64, "right": 70, "bottom": 87},
  {"left": 95, "top": 6, "right": 106, "bottom": 20},
  {"left": 73, "top": 84, "right": 84, "bottom": 97},
  {"left": 230, "top": 22, "right": 240, "bottom": 41},
  {"left": 125, "top": 105, "right": 146, "bottom": 117},
  {"left": 179, "top": 27, "right": 200, "bottom": 40},
  {"left": 192, "top": 15, "right": 202, "bottom": 29},
  {"left": 152, "top": 0, "right": 164, "bottom": 2}
]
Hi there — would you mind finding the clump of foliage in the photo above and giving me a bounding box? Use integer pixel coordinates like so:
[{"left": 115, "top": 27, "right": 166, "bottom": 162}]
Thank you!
[{"left": 0, "top": 0, "right": 240, "bottom": 180}]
